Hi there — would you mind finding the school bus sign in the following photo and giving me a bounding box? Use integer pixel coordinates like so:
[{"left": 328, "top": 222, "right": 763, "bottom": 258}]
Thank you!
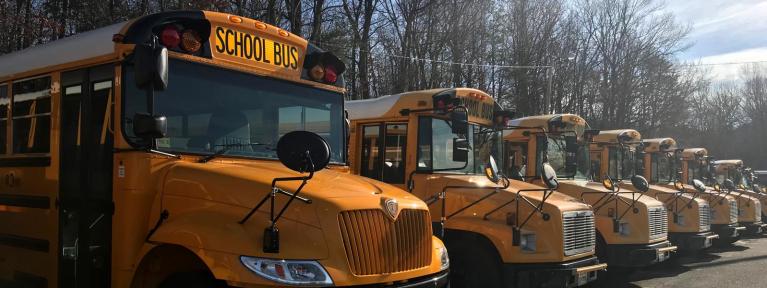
[{"left": 211, "top": 25, "right": 304, "bottom": 74}]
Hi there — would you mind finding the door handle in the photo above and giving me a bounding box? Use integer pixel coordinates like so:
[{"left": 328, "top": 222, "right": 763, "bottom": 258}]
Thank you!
[{"left": 5, "top": 172, "right": 17, "bottom": 187}]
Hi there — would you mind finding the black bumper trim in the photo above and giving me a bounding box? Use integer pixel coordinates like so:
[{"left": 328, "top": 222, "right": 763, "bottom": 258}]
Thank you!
[
  {"left": 602, "top": 240, "right": 675, "bottom": 268},
  {"left": 348, "top": 270, "right": 449, "bottom": 288},
  {"left": 740, "top": 221, "right": 766, "bottom": 235},
  {"left": 503, "top": 256, "right": 605, "bottom": 288},
  {"left": 669, "top": 232, "right": 717, "bottom": 251}
]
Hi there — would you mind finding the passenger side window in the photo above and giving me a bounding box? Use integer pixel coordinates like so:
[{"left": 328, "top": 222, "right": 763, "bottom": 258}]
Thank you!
[
  {"left": 360, "top": 123, "right": 408, "bottom": 184},
  {"left": 0, "top": 85, "right": 7, "bottom": 154},
  {"left": 12, "top": 76, "right": 51, "bottom": 154}
]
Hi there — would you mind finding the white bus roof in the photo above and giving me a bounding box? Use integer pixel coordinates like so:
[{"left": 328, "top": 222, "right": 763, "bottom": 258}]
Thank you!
[{"left": 0, "top": 22, "right": 125, "bottom": 80}]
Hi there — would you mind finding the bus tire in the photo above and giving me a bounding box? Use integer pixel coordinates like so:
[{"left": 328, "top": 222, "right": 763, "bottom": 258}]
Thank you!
[
  {"left": 159, "top": 271, "right": 226, "bottom": 288},
  {"left": 443, "top": 230, "right": 503, "bottom": 288}
]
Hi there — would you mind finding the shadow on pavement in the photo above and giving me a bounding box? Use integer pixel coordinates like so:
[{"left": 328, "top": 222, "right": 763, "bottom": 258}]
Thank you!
[{"left": 707, "top": 243, "right": 750, "bottom": 253}]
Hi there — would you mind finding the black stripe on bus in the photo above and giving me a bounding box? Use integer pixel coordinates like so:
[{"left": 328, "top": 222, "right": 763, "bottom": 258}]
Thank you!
[
  {"left": 0, "top": 194, "right": 50, "bottom": 209},
  {"left": 0, "top": 233, "right": 49, "bottom": 252},
  {"left": 0, "top": 156, "right": 51, "bottom": 167}
]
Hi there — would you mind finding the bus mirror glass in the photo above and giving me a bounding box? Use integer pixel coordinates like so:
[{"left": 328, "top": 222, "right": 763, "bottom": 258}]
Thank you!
[
  {"left": 692, "top": 179, "right": 707, "bottom": 193},
  {"left": 485, "top": 156, "right": 500, "bottom": 183},
  {"left": 565, "top": 136, "right": 578, "bottom": 153},
  {"left": 541, "top": 163, "right": 559, "bottom": 189},
  {"left": 452, "top": 138, "right": 469, "bottom": 163},
  {"left": 450, "top": 109, "right": 469, "bottom": 135},
  {"left": 631, "top": 175, "right": 649, "bottom": 192},
  {"left": 713, "top": 183, "right": 721, "bottom": 192},
  {"left": 132, "top": 113, "right": 167, "bottom": 139},
  {"left": 276, "top": 131, "right": 331, "bottom": 173},
  {"left": 134, "top": 43, "right": 169, "bottom": 91},
  {"left": 674, "top": 181, "right": 684, "bottom": 191}
]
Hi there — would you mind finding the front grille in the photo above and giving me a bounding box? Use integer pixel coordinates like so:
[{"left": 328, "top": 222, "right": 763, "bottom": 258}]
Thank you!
[
  {"left": 698, "top": 203, "right": 710, "bottom": 232},
  {"left": 730, "top": 201, "right": 739, "bottom": 224},
  {"left": 338, "top": 209, "right": 432, "bottom": 276},
  {"left": 648, "top": 206, "right": 668, "bottom": 240},
  {"left": 563, "top": 210, "right": 596, "bottom": 256}
]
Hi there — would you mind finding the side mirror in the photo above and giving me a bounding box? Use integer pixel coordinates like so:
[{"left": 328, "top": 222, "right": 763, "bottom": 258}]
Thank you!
[
  {"left": 565, "top": 136, "right": 579, "bottom": 153},
  {"left": 276, "top": 131, "right": 331, "bottom": 172},
  {"left": 673, "top": 180, "right": 684, "bottom": 191},
  {"left": 134, "top": 43, "right": 169, "bottom": 90},
  {"left": 452, "top": 138, "right": 469, "bottom": 162},
  {"left": 724, "top": 179, "right": 736, "bottom": 190},
  {"left": 692, "top": 179, "right": 707, "bottom": 193},
  {"left": 485, "top": 156, "right": 500, "bottom": 183},
  {"left": 133, "top": 113, "right": 167, "bottom": 139},
  {"left": 739, "top": 184, "right": 747, "bottom": 190},
  {"left": 631, "top": 175, "right": 649, "bottom": 193},
  {"left": 450, "top": 109, "right": 469, "bottom": 135},
  {"left": 602, "top": 177, "right": 615, "bottom": 191},
  {"left": 541, "top": 163, "right": 559, "bottom": 189},
  {"left": 713, "top": 183, "right": 721, "bottom": 192}
]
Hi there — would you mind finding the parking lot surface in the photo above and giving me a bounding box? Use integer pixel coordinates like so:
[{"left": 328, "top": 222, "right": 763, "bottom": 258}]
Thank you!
[{"left": 594, "top": 235, "right": 767, "bottom": 287}]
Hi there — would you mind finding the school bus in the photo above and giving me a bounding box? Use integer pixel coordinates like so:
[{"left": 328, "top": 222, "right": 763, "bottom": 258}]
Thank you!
[
  {"left": 713, "top": 160, "right": 767, "bottom": 234},
  {"left": 673, "top": 149, "right": 745, "bottom": 243},
  {"left": 595, "top": 136, "right": 717, "bottom": 251},
  {"left": 504, "top": 115, "right": 676, "bottom": 268},
  {"left": 720, "top": 163, "right": 767, "bottom": 223},
  {"left": 347, "top": 89, "right": 606, "bottom": 287},
  {"left": 0, "top": 11, "right": 450, "bottom": 288},
  {"left": 639, "top": 138, "right": 745, "bottom": 244}
]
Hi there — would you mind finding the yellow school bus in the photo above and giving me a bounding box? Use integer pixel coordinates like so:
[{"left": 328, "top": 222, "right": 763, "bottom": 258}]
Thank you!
[
  {"left": 347, "top": 89, "right": 605, "bottom": 287},
  {"left": 672, "top": 148, "right": 744, "bottom": 244},
  {"left": 0, "top": 11, "right": 450, "bottom": 288},
  {"left": 639, "top": 138, "right": 745, "bottom": 244},
  {"left": 713, "top": 160, "right": 767, "bottom": 234},
  {"left": 717, "top": 162, "right": 767, "bottom": 223},
  {"left": 504, "top": 115, "right": 676, "bottom": 268},
  {"left": 591, "top": 129, "right": 719, "bottom": 251}
]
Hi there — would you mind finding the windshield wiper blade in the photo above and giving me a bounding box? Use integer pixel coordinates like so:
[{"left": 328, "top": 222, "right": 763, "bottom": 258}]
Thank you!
[{"left": 198, "top": 142, "right": 269, "bottom": 163}]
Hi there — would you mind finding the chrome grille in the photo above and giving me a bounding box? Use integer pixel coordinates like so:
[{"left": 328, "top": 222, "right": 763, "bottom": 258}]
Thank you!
[
  {"left": 730, "top": 200, "right": 739, "bottom": 224},
  {"left": 698, "top": 203, "right": 710, "bottom": 232},
  {"left": 338, "top": 209, "right": 431, "bottom": 276},
  {"left": 648, "top": 206, "right": 668, "bottom": 240},
  {"left": 563, "top": 210, "right": 596, "bottom": 256}
]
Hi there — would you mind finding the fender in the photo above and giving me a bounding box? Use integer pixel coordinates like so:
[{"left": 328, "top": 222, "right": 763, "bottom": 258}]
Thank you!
[{"left": 443, "top": 217, "right": 520, "bottom": 263}]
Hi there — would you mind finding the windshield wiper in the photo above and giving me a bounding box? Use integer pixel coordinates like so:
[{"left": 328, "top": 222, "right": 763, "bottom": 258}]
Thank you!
[{"left": 198, "top": 142, "right": 269, "bottom": 163}]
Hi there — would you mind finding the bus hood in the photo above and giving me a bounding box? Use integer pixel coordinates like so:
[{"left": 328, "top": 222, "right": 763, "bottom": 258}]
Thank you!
[{"left": 557, "top": 179, "right": 663, "bottom": 209}]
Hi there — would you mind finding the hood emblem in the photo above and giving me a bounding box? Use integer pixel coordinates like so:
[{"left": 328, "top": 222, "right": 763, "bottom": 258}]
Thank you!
[{"left": 381, "top": 198, "right": 400, "bottom": 221}]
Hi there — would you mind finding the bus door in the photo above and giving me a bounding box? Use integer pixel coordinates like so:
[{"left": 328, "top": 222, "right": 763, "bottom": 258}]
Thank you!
[
  {"left": 358, "top": 123, "right": 408, "bottom": 189},
  {"left": 59, "top": 66, "right": 114, "bottom": 288}
]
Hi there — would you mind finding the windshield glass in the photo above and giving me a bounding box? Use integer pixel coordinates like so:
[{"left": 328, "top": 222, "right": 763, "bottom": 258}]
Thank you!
[
  {"left": 416, "top": 116, "right": 502, "bottom": 175},
  {"left": 650, "top": 152, "right": 674, "bottom": 183},
  {"left": 540, "top": 135, "right": 590, "bottom": 180},
  {"left": 123, "top": 59, "right": 345, "bottom": 163},
  {"left": 607, "top": 146, "right": 636, "bottom": 180}
]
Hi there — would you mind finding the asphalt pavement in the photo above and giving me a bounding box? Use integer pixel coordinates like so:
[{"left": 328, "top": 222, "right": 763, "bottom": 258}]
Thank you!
[{"left": 592, "top": 235, "right": 767, "bottom": 287}]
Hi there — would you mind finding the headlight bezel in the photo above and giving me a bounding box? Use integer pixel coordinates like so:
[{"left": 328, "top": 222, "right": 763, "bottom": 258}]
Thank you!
[
  {"left": 437, "top": 245, "right": 449, "bottom": 271},
  {"left": 239, "top": 256, "right": 333, "bottom": 286},
  {"left": 520, "top": 233, "right": 537, "bottom": 252},
  {"left": 618, "top": 222, "right": 631, "bottom": 236}
]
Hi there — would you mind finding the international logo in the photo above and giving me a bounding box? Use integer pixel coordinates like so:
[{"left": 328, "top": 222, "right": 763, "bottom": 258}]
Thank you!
[{"left": 381, "top": 198, "right": 400, "bottom": 221}]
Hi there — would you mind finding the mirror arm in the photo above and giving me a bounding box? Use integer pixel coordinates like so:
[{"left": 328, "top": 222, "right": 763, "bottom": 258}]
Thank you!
[
  {"left": 583, "top": 191, "right": 615, "bottom": 212},
  {"left": 514, "top": 188, "right": 555, "bottom": 230},
  {"left": 616, "top": 191, "right": 645, "bottom": 221}
]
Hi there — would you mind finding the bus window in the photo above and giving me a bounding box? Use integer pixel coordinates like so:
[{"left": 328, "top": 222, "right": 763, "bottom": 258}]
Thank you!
[
  {"left": 359, "top": 123, "right": 408, "bottom": 184},
  {"left": 12, "top": 76, "right": 51, "bottom": 154},
  {"left": 360, "top": 125, "right": 382, "bottom": 180},
  {"left": 0, "top": 84, "right": 7, "bottom": 153}
]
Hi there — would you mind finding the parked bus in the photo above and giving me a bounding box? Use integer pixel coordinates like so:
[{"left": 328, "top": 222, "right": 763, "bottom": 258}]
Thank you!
[
  {"left": 639, "top": 139, "right": 727, "bottom": 249},
  {"left": 0, "top": 11, "right": 450, "bottom": 288},
  {"left": 504, "top": 115, "right": 676, "bottom": 269},
  {"left": 713, "top": 160, "right": 767, "bottom": 234},
  {"left": 723, "top": 163, "right": 767, "bottom": 223},
  {"left": 347, "top": 89, "right": 606, "bottom": 287},
  {"left": 595, "top": 136, "right": 717, "bottom": 251}
]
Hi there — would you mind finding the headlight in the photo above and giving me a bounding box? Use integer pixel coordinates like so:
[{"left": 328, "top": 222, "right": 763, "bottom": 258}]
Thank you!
[
  {"left": 619, "top": 222, "right": 631, "bottom": 236},
  {"left": 437, "top": 245, "right": 449, "bottom": 271},
  {"left": 675, "top": 213, "right": 685, "bottom": 226},
  {"left": 520, "top": 233, "right": 537, "bottom": 252},
  {"left": 240, "top": 256, "right": 333, "bottom": 286}
]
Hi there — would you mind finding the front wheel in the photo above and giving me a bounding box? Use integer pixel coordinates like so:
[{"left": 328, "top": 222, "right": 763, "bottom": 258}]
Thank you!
[
  {"left": 159, "top": 271, "right": 227, "bottom": 288},
  {"left": 444, "top": 231, "right": 503, "bottom": 287}
]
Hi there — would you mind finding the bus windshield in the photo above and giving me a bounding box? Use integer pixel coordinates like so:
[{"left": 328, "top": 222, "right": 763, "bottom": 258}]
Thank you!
[
  {"left": 123, "top": 59, "right": 346, "bottom": 163},
  {"left": 607, "top": 146, "right": 636, "bottom": 180},
  {"left": 541, "top": 135, "right": 591, "bottom": 180},
  {"left": 416, "top": 116, "right": 502, "bottom": 175},
  {"left": 650, "top": 153, "right": 674, "bottom": 183}
]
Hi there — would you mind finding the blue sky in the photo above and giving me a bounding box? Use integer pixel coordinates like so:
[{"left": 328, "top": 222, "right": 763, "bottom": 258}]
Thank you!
[{"left": 666, "top": 0, "right": 767, "bottom": 80}]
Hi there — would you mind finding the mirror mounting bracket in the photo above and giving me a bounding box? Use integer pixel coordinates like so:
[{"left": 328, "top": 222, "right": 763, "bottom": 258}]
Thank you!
[{"left": 424, "top": 177, "right": 511, "bottom": 239}]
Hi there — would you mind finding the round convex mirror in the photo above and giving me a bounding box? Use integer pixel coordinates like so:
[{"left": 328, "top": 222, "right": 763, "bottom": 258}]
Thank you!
[
  {"left": 692, "top": 179, "right": 707, "bottom": 193},
  {"left": 541, "top": 163, "right": 559, "bottom": 189},
  {"left": 277, "top": 131, "right": 331, "bottom": 173},
  {"left": 713, "top": 183, "right": 721, "bottom": 192},
  {"left": 673, "top": 180, "right": 684, "bottom": 191},
  {"left": 485, "top": 156, "right": 500, "bottom": 183},
  {"left": 631, "top": 175, "right": 650, "bottom": 192},
  {"left": 602, "top": 177, "right": 615, "bottom": 191}
]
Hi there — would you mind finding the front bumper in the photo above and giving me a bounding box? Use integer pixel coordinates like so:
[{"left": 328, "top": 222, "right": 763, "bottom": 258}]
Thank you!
[
  {"left": 668, "top": 232, "right": 718, "bottom": 251},
  {"left": 351, "top": 270, "right": 449, "bottom": 288},
  {"left": 602, "top": 240, "right": 677, "bottom": 268},
  {"left": 740, "top": 221, "right": 767, "bottom": 235},
  {"left": 712, "top": 223, "right": 745, "bottom": 244},
  {"left": 504, "top": 256, "right": 606, "bottom": 288}
]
